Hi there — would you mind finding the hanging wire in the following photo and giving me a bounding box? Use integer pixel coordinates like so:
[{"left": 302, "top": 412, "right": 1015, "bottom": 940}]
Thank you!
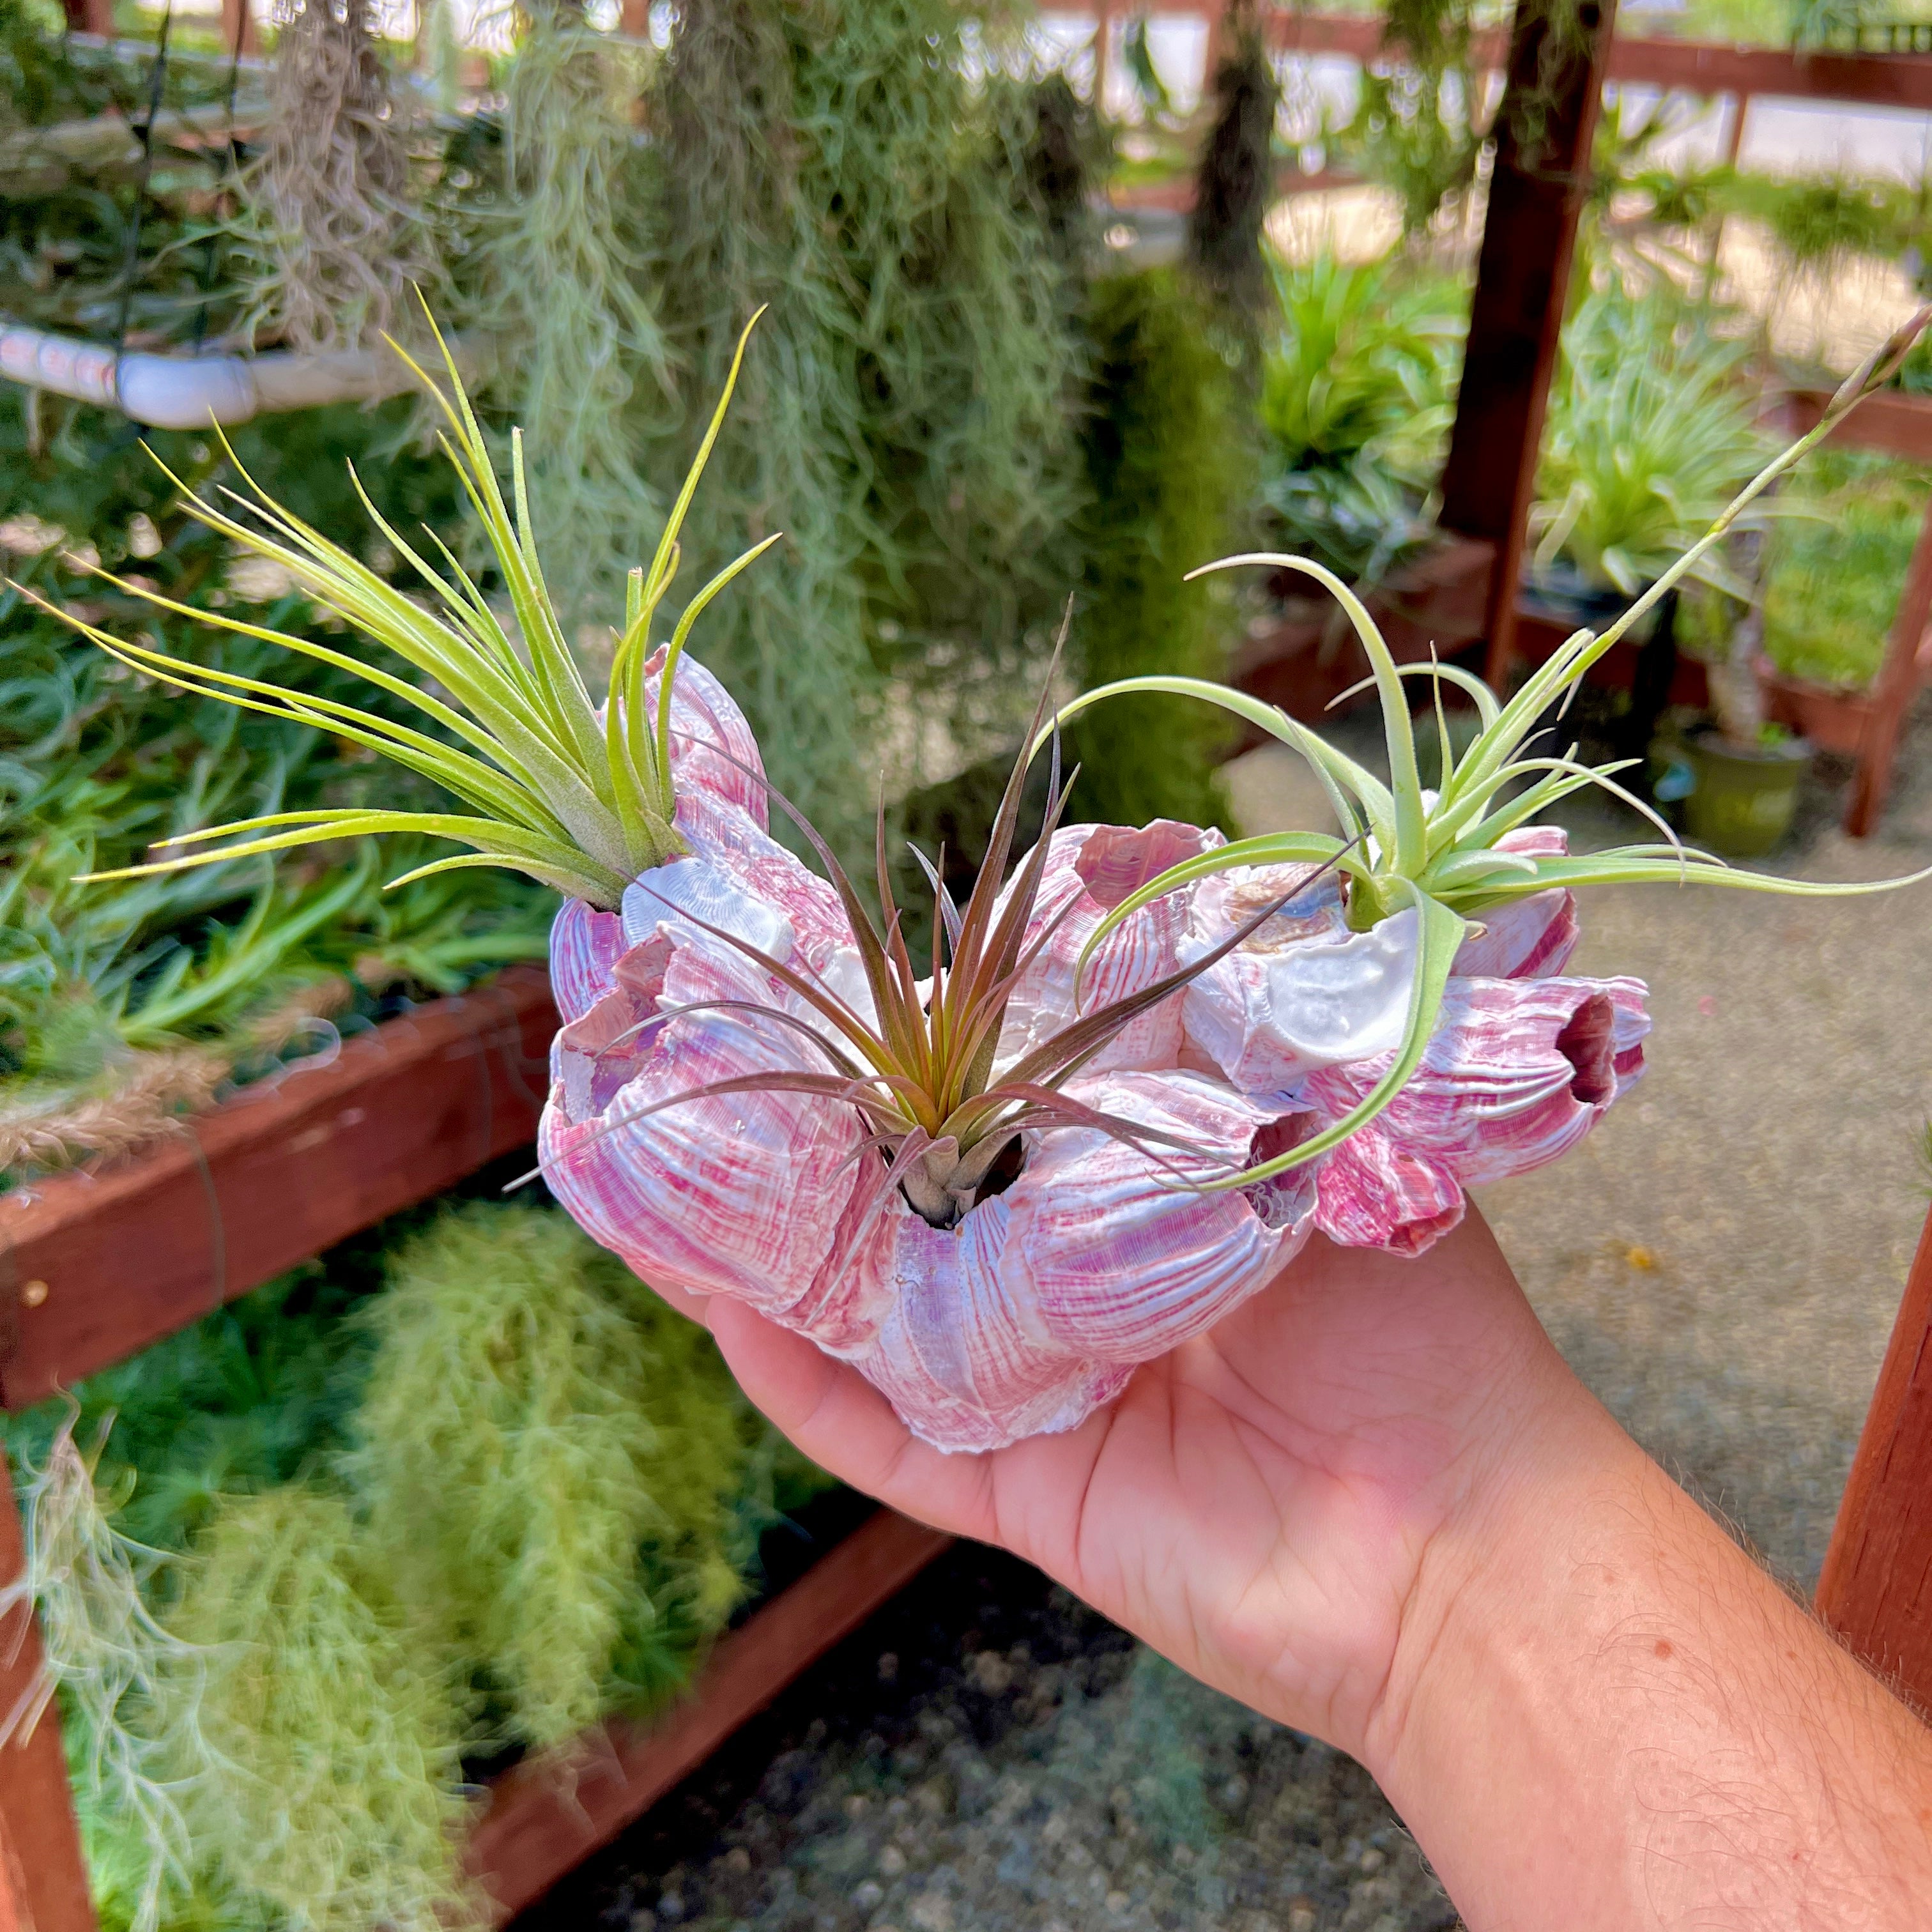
[
  {"left": 113, "top": 0, "right": 177, "bottom": 352},
  {"left": 192, "top": 11, "right": 252, "bottom": 346}
]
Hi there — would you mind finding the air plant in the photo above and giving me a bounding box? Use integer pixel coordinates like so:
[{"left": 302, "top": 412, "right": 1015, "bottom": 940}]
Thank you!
[
  {"left": 234, "top": 0, "right": 435, "bottom": 354},
  {"left": 569, "top": 664, "right": 1328, "bottom": 1231},
  {"left": 19, "top": 313, "right": 774, "bottom": 909},
  {"left": 36, "top": 307, "right": 1932, "bottom": 1455},
  {"left": 1049, "top": 307, "right": 1932, "bottom": 1209}
]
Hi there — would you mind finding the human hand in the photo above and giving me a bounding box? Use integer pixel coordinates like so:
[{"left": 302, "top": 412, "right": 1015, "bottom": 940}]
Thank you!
[{"left": 689, "top": 1207, "right": 1584, "bottom": 1774}]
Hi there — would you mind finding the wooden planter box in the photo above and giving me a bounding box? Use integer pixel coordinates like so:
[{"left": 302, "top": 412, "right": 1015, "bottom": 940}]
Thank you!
[
  {"left": 0, "top": 967, "right": 956, "bottom": 1930},
  {"left": 470, "top": 1508, "right": 951, "bottom": 1922},
  {"left": 0, "top": 966, "right": 557, "bottom": 1409}
]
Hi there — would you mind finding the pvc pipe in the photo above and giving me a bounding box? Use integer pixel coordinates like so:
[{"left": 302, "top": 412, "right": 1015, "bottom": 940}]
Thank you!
[{"left": 0, "top": 321, "right": 489, "bottom": 431}]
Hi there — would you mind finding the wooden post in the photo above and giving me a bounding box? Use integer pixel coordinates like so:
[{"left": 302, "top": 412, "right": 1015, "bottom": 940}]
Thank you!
[
  {"left": 1817, "top": 1200, "right": 1932, "bottom": 1711},
  {"left": 220, "top": 0, "right": 259, "bottom": 58},
  {"left": 1843, "top": 495, "right": 1932, "bottom": 838},
  {"left": 0, "top": 1457, "right": 96, "bottom": 1932},
  {"left": 59, "top": 0, "right": 114, "bottom": 34},
  {"left": 1438, "top": 0, "right": 1619, "bottom": 690},
  {"left": 1092, "top": 1, "right": 1115, "bottom": 114}
]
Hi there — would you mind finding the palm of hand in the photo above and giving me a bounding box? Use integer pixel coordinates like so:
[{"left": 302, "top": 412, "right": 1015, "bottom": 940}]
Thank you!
[{"left": 700, "top": 1209, "right": 1551, "bottom": 1767}]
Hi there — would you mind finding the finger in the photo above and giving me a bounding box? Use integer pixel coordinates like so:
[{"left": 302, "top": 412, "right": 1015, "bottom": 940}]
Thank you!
[{"left": 705, "top": 1298, "right": 1002, "bottom": 1545}]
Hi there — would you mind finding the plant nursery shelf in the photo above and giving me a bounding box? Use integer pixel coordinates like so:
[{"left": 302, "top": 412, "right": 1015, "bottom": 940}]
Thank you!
[
  {"left": 470, "top": 1507, "right": 954, "bottom": 1923},
  {"left": 0, "top": 966, "right": 557, "bottom": 1413}
]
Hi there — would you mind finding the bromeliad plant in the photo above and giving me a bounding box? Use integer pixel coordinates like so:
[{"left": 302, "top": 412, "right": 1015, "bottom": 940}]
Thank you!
[
  {"left": 1049, "top": 307, "right": 1932, "bottom": 1215},
  {"left": 21, "top": 312, "right": 776, "bottom": 910},
  {"left": 592, "top": 668, "right": 1346, "bottom": 1230}
]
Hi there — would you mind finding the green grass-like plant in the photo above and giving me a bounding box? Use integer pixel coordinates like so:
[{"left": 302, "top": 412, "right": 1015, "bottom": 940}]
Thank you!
[
  {"left": 1531, "top": 280, "right": 1768, "bottom": 598},
  {"left": 1258, "top": 252, "right": 1465, "bottom": 584}
]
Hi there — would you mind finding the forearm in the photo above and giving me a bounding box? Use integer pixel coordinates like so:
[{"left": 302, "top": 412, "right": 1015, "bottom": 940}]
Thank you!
[{"left": 1370, "top": 1378, "right": 1932, "bottom": 1930}]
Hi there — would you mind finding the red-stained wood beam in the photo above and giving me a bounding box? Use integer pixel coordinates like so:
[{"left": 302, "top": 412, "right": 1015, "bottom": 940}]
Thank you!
[
  {"left": 468, "top": 1510, "right": 954, "bottom": 1922},
  {"left": 59, "top": 0, "right": 114, "bottom": 35},
  {"left": 1843, "top": 495, "right": 1932, "bottom": 837},
  {"left": 0, "top": 968, "right": 556, "bottom": 1413},
  {"left": 1250, "top": 12, "right": 1932, "bottom": 112},
  {"left": 0, "top": 1457, "right": 95, "bottom": 1932},
  {"left": 1438, "top": 0, "right": 1618, "bottom": 689},
  {"left": 220, "top": 0, "right": 259, "bottom": 57},
  {"left": 1817, "top": 1202, "right": 1932, "bottom": 1713}
]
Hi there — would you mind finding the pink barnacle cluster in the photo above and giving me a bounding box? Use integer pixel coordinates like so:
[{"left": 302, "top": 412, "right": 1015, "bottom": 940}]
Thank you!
[{"left": 539, "top": 659, "right": 1648, "bottom": 1453}]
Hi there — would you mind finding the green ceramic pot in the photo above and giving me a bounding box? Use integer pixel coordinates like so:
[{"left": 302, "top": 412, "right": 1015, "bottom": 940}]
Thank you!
[{"left": 1673, "top": 728, "right": 1813, "bottom": 859}]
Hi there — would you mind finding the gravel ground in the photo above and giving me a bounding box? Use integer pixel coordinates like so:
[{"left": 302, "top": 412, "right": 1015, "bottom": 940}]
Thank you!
[
  {"left": 523, "top": 696, "right": 1932, "bottom": 1932},
  {"left": 519, "top": 1547, "right": 1457, "bottom": 1932}
]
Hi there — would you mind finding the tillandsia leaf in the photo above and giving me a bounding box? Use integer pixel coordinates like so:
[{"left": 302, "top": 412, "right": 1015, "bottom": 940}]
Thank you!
[
  {"left": 13, "top": 306, "right": 774, "bottom": 913},
  {"left": 1043, "top": 673, "right": 1378, "bottom": 848},
  {"left": 1203, "top": 886, "right": 1469, "bottom": 1191},
  {"left": 1072, "top": 832, "right": 1360, "bottom": 997},
  {"left": 1190, "top": 552, "right": 1430, "bottom": 873},
  {"left": 1052, "top": 306, "right": 1932, "bottom": 1179}
]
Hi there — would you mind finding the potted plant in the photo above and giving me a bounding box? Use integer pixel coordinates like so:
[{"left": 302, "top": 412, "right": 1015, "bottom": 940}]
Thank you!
[
  {"left": 1527, "top": 281, "right": 1768, "bottom": 632},
  {"left": 1257, "top": 252, "right": 1465, "bottom": 590},
  {"left": 24, "top": 310, "right": 1932, "bottom": 1458}
]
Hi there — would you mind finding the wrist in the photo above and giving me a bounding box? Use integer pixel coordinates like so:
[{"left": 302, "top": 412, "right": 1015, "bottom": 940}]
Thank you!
[{"left": 1360, "top": 1357, "right": 1646, "bottom": 1790}]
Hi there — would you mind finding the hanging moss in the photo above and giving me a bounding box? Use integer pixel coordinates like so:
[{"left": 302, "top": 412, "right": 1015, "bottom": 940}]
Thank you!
[
  {"left": 1063, "top": 270, "right": 1240, "bottom": 831},
  {"left": 437, "top": 1, "right": 669, "bottom": 628},
  {"left": 169, "top": 1484, "right": 476, "bottom": 1932},
  {"left": 235, "top": 0, "right": 436, "bottom": 352},
  {"left": 1188, "top": 15, "right": 1280, "bottom": 319},
  {"left": 639, "top": 0, "right": 1084, "bottom": 852},
  {"left": 348, "top": 1202, "right": 752, "bottom": 1751}
]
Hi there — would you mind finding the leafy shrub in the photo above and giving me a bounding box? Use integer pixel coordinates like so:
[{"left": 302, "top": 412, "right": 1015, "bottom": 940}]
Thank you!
[
  {"left": 1760, "top": 448, "right": 1932, "bottom": 689},
  {"left": 1257, "top": 253, "right": 1465, "bottom": 585}
]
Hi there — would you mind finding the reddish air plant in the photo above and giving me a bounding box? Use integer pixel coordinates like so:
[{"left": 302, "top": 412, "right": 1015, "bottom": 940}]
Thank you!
[{"left": 574, "top": 667, "right": 1342, "bottom": 1233}]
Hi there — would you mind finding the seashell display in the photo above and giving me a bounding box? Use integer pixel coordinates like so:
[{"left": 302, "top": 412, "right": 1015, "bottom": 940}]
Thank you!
[
  {"left": 535, "top": 666, "right": 1644, "bottom": 1450},
  {"left": 55, "top": 310, "right": 1932, "bottom": 1454}
]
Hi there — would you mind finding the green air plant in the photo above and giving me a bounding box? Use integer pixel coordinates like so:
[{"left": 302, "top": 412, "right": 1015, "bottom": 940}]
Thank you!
[
  {"left": 1047, "top": 310, "right": 1932, "bottom": 1197},
  {"left": 19, "top": 318, "right": 774, "bottom": 910},
  {"left": 169, "top": 1483, "right": 476, "bottom": 1932},
  {"left": 1529, "top": 279, "right": 1768, "bottom": 599},
  {"left": 348, "top": 1201, "right": 753, "bottom": 1749}
]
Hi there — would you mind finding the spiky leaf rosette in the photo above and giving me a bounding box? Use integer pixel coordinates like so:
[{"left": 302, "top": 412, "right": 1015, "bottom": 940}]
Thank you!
[
  {"left": 567, "top": 659, "right": 1348, "bottom": 1229},
  {"left": 1052, "top": 307, "right": 1932, "bottom": 1195},
  {"left": 15, "top": 315, "right": 774, "bottom": 911}
]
